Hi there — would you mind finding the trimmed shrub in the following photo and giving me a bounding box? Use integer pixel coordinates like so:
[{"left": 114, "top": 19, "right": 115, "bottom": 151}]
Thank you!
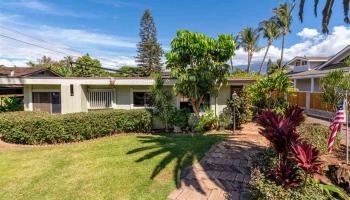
[{"left": 0, "top": 109, "right": 152, "bottom": 144}]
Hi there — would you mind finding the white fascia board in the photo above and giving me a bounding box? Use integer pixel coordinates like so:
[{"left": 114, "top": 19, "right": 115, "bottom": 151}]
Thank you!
[
  {"left": 0, "top": 77, "right": 111, "bottom": 85},
  {"left": 0, "top": 77, "right": 177, "bottom": 86}
]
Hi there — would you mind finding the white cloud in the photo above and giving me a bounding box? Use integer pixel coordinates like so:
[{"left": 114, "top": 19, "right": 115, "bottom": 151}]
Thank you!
[
  {"left": 232, "top": 26, "right": 350, "bottom": 68},
  {"left": 0, "top": 14, "right": 137, "bottom": 68},
  {"left": 297, "top": 28, "right": 320, "bottom": 40},
  {"left": 0, "top": 0, "right": 96, "bottom": 18}
]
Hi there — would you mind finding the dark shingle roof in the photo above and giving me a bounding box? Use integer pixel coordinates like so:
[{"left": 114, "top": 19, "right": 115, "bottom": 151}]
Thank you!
[{"left": 0, "top": 67, "right": 60, "bottom": 77}]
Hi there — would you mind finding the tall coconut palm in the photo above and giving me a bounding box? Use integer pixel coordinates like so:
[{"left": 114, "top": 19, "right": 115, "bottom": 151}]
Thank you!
[
  {"left": 273, "top": 2, "right": 295, "bottom": 66},
  {"left": 298, "top": 0, "right": 349, "bottom": 34},
  {"left": 237, "top": 27, "right": 261, "bottom": 72},
  {"left": 259, "top": 19, "right": 280, "bottom": 74}
]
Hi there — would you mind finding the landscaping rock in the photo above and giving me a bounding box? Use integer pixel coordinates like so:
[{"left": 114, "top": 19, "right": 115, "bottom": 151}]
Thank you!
[{"left": 328, "top": 164, "right": 350, "bottom": 192}]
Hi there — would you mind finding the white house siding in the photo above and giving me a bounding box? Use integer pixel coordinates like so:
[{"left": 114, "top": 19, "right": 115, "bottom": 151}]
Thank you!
[
  {"left": 61, "top": 84, "right": 86, "bottom": 114},
  {"left": 210, "top": 85, "right": 231, "bottom": 116}
]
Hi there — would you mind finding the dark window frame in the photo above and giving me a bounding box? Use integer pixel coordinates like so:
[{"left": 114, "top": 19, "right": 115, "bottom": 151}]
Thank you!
[{"left": 133, "top": 92, "right": 153, "bottom": 107}]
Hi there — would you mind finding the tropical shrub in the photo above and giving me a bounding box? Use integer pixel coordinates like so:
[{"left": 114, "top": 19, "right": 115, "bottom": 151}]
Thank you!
[
  {"left": 256, "top": 106, "right": 323, "bottom": 189},
  {"left": 251, "top": 150, "right": 328, "bottom": 200},
  {"left": 247, "top": 70, "right": 295, "bottom": 113},
  {"left": 171, "top": 109, "right": 190, "bottom": 129},
  {"left": 220, "top": 87, "right": 253, "bottom": 130},
  {"left": 0, "top": 97, "right": 23, "bottom": 112},
  {"left": 194, "top": 110, "right": 217, "bottom": 132},
  {"left": 151, "top": 73, "right": 175, "bottom": 131},
  {"left": 0, "top": 109, "right": 152, "bottom": 144}
]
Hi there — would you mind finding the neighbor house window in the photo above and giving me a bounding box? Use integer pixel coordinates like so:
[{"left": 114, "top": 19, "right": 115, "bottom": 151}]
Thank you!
[{"left": 133, "top": 92, "right": 152, "bottom": 107}]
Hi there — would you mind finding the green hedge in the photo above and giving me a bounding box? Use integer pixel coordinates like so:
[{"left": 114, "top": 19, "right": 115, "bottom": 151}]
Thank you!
[{"left": 0, "top": 109, "right": 152, "bottom": 144}]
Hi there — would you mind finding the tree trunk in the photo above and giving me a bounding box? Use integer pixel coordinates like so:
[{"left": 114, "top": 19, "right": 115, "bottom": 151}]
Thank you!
[
  {"left": 247, "top": 51, "right": 252, "bottom": 72},
  {"left": 259, "top": 43, "right": 271, "bottom": 74},
  {"left": 230, "top": 57, "right": 234, "bottom": 72},
  {"left": 280, "top": 32, "right": 286, "bottom": 66}
]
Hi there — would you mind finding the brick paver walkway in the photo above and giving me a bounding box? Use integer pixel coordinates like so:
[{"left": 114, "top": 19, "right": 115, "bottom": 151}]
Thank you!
[{"left": 168, "top": 123, "right": 268, "bottom": 200}]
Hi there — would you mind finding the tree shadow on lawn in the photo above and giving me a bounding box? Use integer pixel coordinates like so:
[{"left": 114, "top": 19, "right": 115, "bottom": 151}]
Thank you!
[
  {"left": 127, "top": 134, "right": 226, "bottom": 184},
  {"left": 127, "top": 133, "right": 266, "bottom": 196}
]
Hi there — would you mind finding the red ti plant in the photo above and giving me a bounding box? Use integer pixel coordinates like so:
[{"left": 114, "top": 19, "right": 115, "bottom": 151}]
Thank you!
[
  {"left": 284, "top": 105, "right": 305, "bottom": 127},
  {"left": 291, "top": 142, "right": 323, "bottom": 188},
  {"left": 273, "top": 160, "right": 302, "bottom": 189},
  {"left": 256, "top": 106, "right": 305, "bottom": 160}
]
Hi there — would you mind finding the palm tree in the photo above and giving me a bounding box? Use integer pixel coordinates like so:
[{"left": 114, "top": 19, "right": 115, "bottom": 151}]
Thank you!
[
  {"left": 273, "top": 2, "right": 295, "bottom": 66},
  {"left": 259, "top": 19, "right": 280, "bottom": 74},
  {"left": 298, "top": 0, "right": 349, "bottom": 34},
  {"left": 237, "top": 27, "right": 261, "bottom": 72}
]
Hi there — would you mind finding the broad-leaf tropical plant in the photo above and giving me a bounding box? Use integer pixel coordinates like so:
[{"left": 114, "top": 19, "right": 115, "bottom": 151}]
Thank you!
[
  {"left": 237, "top": 27, "right": 261, "bottom": 72},
  {"left": 151, "top": 73, "right": 175, "bottom": 131},
  {"left": 257, "top": 106, "right": 304, "bottom": 160},
  {"left": 291, "top": 141, "right": 323, "bottom": 188},
  {"left": 273, "top": 160, "right": 302, "bottom": 189},
  {"left": 166, "top": 30, "right": 235, "bottom": 118},
  {"left": 273, "top": 2, "right": 295, "bottom": 65},
  {"left": 259, "top": 19, "right": 280, "bottom": 74}
]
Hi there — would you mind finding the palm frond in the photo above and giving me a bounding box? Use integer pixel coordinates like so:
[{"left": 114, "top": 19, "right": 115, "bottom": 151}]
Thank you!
[
  {"left": 322, "top": 0, "right": 335, "bottom": 34},
  {"left": 314, "top": 0, "right": 319, "bottom": 16},
  {"left": 344, "top": 0, "right": 350, "bottom": 23},
  {"left": 299, "top": 0, "right": 306, "bottom": 22}
]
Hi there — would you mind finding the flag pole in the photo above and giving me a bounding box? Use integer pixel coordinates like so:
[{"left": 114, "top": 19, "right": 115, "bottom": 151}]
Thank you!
[{"left": 346, "top": 89, "right": 349, "bottom": 165}]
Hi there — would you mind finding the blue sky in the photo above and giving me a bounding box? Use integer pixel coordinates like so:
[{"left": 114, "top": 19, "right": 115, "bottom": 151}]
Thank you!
[{"left": 0, "top": 0, "right": 349, "bottom": 70}]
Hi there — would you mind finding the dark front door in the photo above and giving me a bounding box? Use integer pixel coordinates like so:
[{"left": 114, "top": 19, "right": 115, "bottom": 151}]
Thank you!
[
  {"left": 51, "top": 92, "right": 61, "bottom": 114},
  {"left": 32, "top": 92, "right": 61, "bottom": 114}
]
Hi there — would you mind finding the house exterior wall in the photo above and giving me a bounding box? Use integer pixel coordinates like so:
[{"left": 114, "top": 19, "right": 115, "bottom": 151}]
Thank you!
[
  {"left": 23, "top": 85, "right": 32, "bottom": 111},
  {"left": 61, "top": 84, "right": 87, "bottom": 114},
  {"left": 296, "top": 79, "right": 311, "bottom": 91},
  {"left": 211, "top": 85, "right": 231, "bottom": 116},
  {"left": 314, "top": 78, "right": 321, "bottom": 92}
]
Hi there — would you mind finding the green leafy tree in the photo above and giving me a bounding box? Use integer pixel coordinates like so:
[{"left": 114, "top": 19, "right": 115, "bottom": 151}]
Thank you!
[
  {"left": 298, "top": 0, "right": 350, "bottom": 34},
  {"left": 135, "top": 9, "right": 163, "bottom": 76},
  {"left": 111, "top": 66, "right": 143, "bottom": 77},
  {"left": 26, "top": 56, "right": 73, "bottom": 77},
  {"left": 259, "top": 19, "right": 280, "bottom": 74},
  {"left": 273, "top": 2, "right": 295, "bottom": 65},
  {"left": 150, "top": 73, "right": 175, "bottom": 131},
  {"left": 73, "top": 54, "right": 107, "bottom": 77},
  {"left": 237, "top": 27, "right": 261, "bottom": 72},
  {"left": 166, "top": 30, "right": 235, "bottom": 118}
]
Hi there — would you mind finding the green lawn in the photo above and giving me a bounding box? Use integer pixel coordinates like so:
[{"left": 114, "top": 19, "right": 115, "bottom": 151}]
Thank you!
[{"left": 0, "top": 133, "right": 226, "bottom": 200}]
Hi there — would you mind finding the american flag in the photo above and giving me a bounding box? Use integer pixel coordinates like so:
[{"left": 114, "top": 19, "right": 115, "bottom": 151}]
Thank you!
[{"left": 328, "top": 99, "right": 347, "bottom": 153}]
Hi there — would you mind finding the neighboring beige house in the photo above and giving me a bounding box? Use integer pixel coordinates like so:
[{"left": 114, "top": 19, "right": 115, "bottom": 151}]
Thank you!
[
  {"left": 286, "top": 45, "right": 350, "bottom": 117},
  {"left": 0, "top": 75, "right": 254, "bottom": 116}
]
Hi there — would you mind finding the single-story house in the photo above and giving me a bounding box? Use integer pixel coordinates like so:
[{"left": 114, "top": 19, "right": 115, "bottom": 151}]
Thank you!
[
  {"left": 0, "top": 67, "right": 61, "bottom": 104},
  {"left": 0, "top": 75, "right": 254, "bottom": 116},
  {"left": 286, "top": 45, "right": 350, "bottom": 117}
]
